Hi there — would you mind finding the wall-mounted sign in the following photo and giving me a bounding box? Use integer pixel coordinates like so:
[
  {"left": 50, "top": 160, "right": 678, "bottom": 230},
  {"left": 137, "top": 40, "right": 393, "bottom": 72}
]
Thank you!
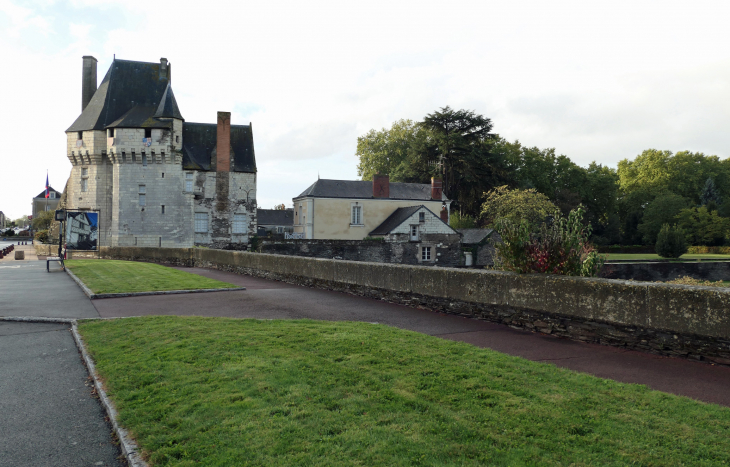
[{"left": 285, "top": 232, "right": 305, "bottom": 240}]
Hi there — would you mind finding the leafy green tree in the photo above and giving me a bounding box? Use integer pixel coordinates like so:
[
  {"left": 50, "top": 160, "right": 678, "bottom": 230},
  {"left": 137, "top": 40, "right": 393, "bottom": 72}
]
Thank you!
[
  {"left": 655, "top": 224, "right": 687, "bottom": 258},
  {"left": 32, "top": 210, "right": 55, "bottom": 231},
  {"left": 480, "top": 186, "right": 559, "bottom": 227},
  {"left": 675, "top": 206, "right": 730, "bottom": 246},
  {"left": 637, "top": 193, "right": 691, "bottom": 245},
  {"left": 448, "top": 211, "right": 476, "bottom": 229},
  {"left": 356, "top": 119, "right": 425, "bottom": 182}
]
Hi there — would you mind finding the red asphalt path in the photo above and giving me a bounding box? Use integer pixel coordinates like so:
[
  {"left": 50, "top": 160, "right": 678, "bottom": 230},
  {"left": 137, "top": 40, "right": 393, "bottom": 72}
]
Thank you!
[{"left": 90, "top": 267, "right": 730, "bottom": 407}]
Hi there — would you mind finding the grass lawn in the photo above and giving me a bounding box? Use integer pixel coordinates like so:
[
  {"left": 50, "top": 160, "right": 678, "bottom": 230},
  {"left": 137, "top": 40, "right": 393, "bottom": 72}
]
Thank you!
[
  {"left": 66, "top": 260, "right": 238, "bottom": 294},
  {"left": 606, "top": 253, "right": 730, "bottom": 261},
  {"left": 79, "top": 316, "right": 730, "bottom": 466}
]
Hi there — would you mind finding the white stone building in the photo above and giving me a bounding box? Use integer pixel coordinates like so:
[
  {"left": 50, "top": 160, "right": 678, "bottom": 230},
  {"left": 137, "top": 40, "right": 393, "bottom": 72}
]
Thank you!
[{"left": 64, "top": 56, "right": 257, "bottom": 248}]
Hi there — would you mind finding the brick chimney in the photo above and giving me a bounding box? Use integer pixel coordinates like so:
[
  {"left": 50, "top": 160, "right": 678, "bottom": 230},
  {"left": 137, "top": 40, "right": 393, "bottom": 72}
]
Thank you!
[
  {"left": 431, "top": 177, "right": 443, "bottom": 200},
  {"left": 373, "top": 174, "right": 389, "bottom": 198},
  {"left": 440, "top": 205, "right": 449, "bottom": 223},
  {"left": 82, "top": 56, "right": 97, "bottom": 111},
  {"left": 216, "top": 112, "right": 231, "bottom": 172}
]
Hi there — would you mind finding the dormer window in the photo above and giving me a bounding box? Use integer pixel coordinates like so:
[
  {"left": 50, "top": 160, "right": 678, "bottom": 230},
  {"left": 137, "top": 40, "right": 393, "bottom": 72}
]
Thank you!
[
  {"left": 77, "top": 131, "right": 82, "bottom": 140},
  {"left": 419, "top": 211, "right": 425, "bottom": 223},
  {"left": 108, "top": 128, "right": 114, "bottom": 137},
  {"left": 144, "top": 128, "right": 152, "bottom": 138}
]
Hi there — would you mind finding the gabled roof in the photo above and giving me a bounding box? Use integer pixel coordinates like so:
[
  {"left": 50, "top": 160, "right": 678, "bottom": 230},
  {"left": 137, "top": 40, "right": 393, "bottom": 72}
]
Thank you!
[
  {"left": 369, "top": 205, "right": 456, "bottom": 236},
  {"left": 295, "top": 179, "right": 445, "bottom": 201},
  {"left": 34, "top": 186, "right": 62, "bottom": 199},
  {"left": 257, "top": 209, "right": 294, "bottom": 226},
  {"left": 458, "top": 228, "right": 494, "bottom": 244},
  {"left": 182, "top": 123, "right": 257, "bottom": 173},
  {"left": 66, "top": 58, "right": 183, "bottom": 132}
]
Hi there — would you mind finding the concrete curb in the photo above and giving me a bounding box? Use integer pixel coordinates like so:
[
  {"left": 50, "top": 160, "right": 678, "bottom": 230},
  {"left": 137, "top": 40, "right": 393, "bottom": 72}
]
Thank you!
[
  {"left": 64, "top": 267, "right": 245, "bottom": 299},
  {"left": 0, "top": 316, "right": 148, "bottom": 467}
]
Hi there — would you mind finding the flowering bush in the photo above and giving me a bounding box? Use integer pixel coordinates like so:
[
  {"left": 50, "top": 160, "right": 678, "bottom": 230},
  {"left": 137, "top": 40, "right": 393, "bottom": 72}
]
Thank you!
[{"left": 494, "top": 207, "right": 605, "bottom": 277}]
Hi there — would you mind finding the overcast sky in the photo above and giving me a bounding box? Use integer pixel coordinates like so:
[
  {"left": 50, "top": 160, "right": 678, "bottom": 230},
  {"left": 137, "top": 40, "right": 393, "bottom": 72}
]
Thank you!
[{"left": 1, "top": 0, "right": 729, "bottom": 219}]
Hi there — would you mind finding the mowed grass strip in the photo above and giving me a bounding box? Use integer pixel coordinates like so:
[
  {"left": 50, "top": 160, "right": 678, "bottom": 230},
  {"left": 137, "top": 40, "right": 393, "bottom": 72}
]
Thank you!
[
  {"left": 65, "top": 260, "right": 238, "bottom": 294},
  {"left": 79, "top": 316, "right": 730, "bottom": 466},
  {"left": 606, "top": 253, "right": 730, "bottom": 261}
]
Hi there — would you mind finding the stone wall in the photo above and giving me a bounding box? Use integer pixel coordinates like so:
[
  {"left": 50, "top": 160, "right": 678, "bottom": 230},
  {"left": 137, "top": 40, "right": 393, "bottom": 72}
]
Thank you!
[
  {"left": 100, "top": 247, "right": 730, "bottom": 365},
  {"left": 259, "top": 236, "right": 462, "bottom": 267},
  {"left": 601, "top": 261, "right": 730, "bottom": 282}
]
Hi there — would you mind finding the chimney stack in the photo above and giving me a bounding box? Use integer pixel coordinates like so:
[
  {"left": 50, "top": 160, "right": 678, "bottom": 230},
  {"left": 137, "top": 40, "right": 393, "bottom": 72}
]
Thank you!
[
  {"left": 431, "top": 177, "right": 443, "bottom": 200},
  {"left": 216, "top": 111, "right": 231, "bottom": 172},
  {"left": 159, "top": 58, "right": 169, "bottom": 81},
  {"left": 440, "top": 205, "right": 449, "bottom": 223},
  {"left": 373, "top": 174, "right": 390, "bottom": 198},
  {"left": 81, "top": 56, "right": 97, "bottom": 111}
]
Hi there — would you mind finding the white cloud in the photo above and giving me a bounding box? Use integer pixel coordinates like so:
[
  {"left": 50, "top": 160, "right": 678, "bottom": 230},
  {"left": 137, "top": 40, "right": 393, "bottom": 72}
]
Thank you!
[{"left": 1, "top": 0, "right": 730, "bottom": 219}]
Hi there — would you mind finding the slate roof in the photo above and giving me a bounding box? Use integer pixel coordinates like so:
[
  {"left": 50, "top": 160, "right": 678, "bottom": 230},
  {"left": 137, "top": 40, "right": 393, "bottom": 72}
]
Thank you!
[
  {"left": 182, "top": 123, "right": 257, "bottom": 173},
  {"left": 369, "top": 205, "right": 457, "bottom": 236},
  {"left": 295, "top": 179, "right": 445, "bottom": 201},
  {"left": 34, "top": 186, "right": 62, "bottom": 198},
  {"left": 458, "top": 228, "right": 494, "bottom": 244},
  {"left": 67, "top": 59, "right": 183, "bottom": 132},
  {"left": 257, "top": 209, "right": 294, "bottom": 226}
]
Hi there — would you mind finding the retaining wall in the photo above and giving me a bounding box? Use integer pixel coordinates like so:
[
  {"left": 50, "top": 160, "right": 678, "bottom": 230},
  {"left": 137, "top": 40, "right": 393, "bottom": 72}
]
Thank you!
[{"left": 99, "top": 247, "right": 730, "bottom": 365}]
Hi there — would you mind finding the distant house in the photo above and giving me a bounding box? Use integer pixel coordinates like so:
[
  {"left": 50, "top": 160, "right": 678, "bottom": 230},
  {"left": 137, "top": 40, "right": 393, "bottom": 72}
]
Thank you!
[
  {"left": 32, "top": 186, "right": 63, "bottom": 222},
  {"left": 292, "top": 175, "right": 450, "bottom": 240},
  {"left": 369, "top": 205, "right": 460, "bottom": 264},
  {"left": 257, "top": 209, "right": 294, "bottom": 236},
  {"left": 458, "top": 228, "right": 501, "bottom": 267}
]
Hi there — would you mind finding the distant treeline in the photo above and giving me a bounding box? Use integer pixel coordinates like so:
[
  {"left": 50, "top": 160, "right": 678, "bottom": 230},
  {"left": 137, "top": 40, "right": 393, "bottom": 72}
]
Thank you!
[{"left": 356, "top": 107, "right": 730, "bottom": 246}]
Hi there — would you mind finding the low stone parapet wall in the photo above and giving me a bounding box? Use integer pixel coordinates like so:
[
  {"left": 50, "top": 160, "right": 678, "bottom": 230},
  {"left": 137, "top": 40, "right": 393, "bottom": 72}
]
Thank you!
[
  {"left": 99, "top": 246, "right": 730, "bottom": 365},
  {"left": 601, "top": 261, "right": 730, "bottom": 282}
]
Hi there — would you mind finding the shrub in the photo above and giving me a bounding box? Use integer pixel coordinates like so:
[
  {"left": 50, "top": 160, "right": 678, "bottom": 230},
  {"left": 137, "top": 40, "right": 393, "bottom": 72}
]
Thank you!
[
  {"left": 664, "top": 276, "right": 727, "bottom": 287},
  {"left": 494, "top": 206, "right": 605, "bottom": 277},
  {"left": 34, "top": 230, "right": 49, "bottom": 243},
  {"left": 449, "top": 211, "right": 476, "bottom": 229},
  {"left": 655, "top": 224, "right": 687, "bottom": 258}
]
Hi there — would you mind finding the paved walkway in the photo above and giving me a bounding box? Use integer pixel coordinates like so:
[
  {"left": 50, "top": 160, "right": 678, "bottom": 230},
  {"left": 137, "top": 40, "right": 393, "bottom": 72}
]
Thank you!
[
  {"left": 89, "top": 266, "right": 730, "bottom": 407},
  {"left": 0, "top": 262, "right": 122, "bottom": 466}
]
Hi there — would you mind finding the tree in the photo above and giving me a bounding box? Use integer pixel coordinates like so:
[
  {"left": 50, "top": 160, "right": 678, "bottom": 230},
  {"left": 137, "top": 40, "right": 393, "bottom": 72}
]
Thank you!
[
  {"left": 273, "top": 204, "right": 287, "bottom": 210},
  {"left": 32, "top": 210, "right": 55, "bottom": 231},
  {"left": 637, "top": 193, "right": 691, "bottom": 245},
  {"left": 356, "top": 119, "right": 425, "bottom": 182},
  {"left": 655, "top": 224, "right": 687, "bottom": 258},
  {"left": 449, "top": 212, "right": 476, "bottom": 229},
  {"left": 700, "top": 177, "right": 721, "bottom": 208},
  {"left": 480, "top": 186, "right": 559, "bottom": 227},
  {"left": 13, "top": 215, "right": 30, "bottom": 227},
  {"left": 675, "top": 206, "right": 730, "bottom": 246}
]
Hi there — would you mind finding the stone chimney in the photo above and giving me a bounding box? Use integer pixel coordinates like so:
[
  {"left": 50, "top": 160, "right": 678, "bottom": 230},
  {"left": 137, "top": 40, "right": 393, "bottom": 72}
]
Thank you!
[
  {"left": 373, "top": 174, "right": 389, "bottom": 198},
  {"left": 82, "top": 56, "right": 97, "bottom": 111},
  {"left": 216, "top": 112, "right": 231, "bottom": 172},
  {"left": 159, "top": 58, "right": 170, "bottom": 81},
  {"left": 431, "top": 177, "right": 443, "bottom": 200}
]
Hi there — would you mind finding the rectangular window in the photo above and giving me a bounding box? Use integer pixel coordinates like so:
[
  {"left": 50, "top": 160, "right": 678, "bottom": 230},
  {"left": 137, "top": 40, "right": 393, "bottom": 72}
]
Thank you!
[
  {"left": 421, "top": 246, "right": 432, "bottom": 261},
  {"left": 142, "top": 152, "right": 147, "bottom": 167},
  {"left": 195, "top": 213, "right": 208, "bottom": 233},
  {"left": 185, "top": 173, "right": 194, "bottom": 192},
  {"left": 419, "top": 211, "right": 425, "bottom": 222},
  {"left": 122, "top": 151, "right": 126, "bottom": 164},
  {"left": 351, "top": 205, "right": 362, "bottom": 225},
  {"left": 151, "top": 151, "right": 155, "bottom": 164},
  {"left": 108, "top": 128, "right": 114, "bottom": 137},
  {"left": 232, "top": 213, "right": 247, "bottom": 234},
  {"left": 81, "top": 167, "right": 89, "bottom": 192},
  {"left": 277, "top": 226, "right": 284, "bottom": 234},
  {"left": 49, "top": 192, "right": 55, "bottom": 199},
  {"left": 77, "top": 131, "right": 83, "bottom": 140},
  {"left": 131, "top": 151, "right": 136, "bottom": 163},
  {"left": 161, "top": 151, "right": 165, "bottom": 163},
  {"left": 139, "top": 185, "right": 146, "bottom": 206},
  {"left": 161, "top": 173, "right": 165, "bottom": 178},
  {"left": 176, "top": 135, "right": 179, "bottom": 143},
  {"left": 145, "top": 128, "right": 152, "bottom": 138},
  {"left": 161, "top": 205, "right": 165, "bottom": 214}
]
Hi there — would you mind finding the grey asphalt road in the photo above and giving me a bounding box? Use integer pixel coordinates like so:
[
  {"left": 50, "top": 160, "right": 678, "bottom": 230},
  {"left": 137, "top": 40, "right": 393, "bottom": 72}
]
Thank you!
[
  {"left": 0, "top": 262, "right": 99, "bottom": 319},
  {"left": 0, "top": 321, "right": 124, "bottom": 467},
  {"left": 89, "top": 266, "right": 730, "bottom": 407}
]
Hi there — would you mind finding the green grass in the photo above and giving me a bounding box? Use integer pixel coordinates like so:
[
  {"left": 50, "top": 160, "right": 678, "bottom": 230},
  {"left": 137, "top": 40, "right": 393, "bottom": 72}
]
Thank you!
[
  {"left": 66, "top": 260, "right": 238, "bottom": 294},
  {"left": 606, "top": 253, "right": 730, "bottom": 261},
  {"left": 79, "top": 316, "right": 730, "bottom": 466}
]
